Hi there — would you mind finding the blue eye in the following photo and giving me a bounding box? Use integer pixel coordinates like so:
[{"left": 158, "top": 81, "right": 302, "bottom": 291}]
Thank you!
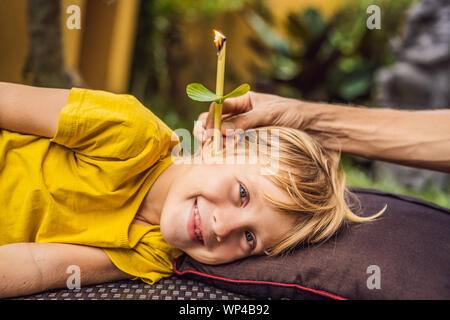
[
  {"left": 245, "top": 231, "right": 255, "bottom": 248},
  {"left": 239, "top": 184, "right": 248, "bottom": 203}
]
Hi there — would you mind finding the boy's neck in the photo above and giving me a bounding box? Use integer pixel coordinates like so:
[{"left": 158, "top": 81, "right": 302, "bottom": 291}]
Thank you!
[{"left": 136, "top": 161, "right": 185, "bottom": 225}]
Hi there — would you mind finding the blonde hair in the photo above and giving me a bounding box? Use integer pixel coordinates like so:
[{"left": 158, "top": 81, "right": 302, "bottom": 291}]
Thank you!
[{"left": 202, "top": 126, "right": 386, "bottom": 256}]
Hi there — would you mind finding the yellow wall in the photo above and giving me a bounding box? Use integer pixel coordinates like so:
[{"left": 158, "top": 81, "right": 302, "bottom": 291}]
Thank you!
[
  {"left": 0, "top": 0, "right": 29, "bottom": 83},
  {"left": 0, "top": 0, "right": 139, "bottom": 93},
  {"left": 62, "top": 0, "right": 86, "bottom": 73},
  {"left": 79, "top": 0, "right": 118, "bottom": 89},
  {"left": 105, "top": 0, "right": 140, "bottom": 93}
]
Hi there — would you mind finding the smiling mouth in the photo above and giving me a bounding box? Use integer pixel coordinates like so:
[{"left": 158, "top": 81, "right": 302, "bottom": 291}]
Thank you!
[
  {"left": 194, "top": 200, "right": 204, "bottom": 244},
  {"left": 191, "top": 199, "right": 204, "bottom": 246}
]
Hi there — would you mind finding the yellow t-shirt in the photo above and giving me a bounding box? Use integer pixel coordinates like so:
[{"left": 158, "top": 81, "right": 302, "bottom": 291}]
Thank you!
[{"left": 0, "top": 88, "right": 183, "bottom": 284}]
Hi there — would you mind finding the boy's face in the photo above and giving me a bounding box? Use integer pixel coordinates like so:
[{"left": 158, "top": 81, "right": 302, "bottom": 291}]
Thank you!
[{"left": 159, "top": 153, "right": 296, "bottom": 265}]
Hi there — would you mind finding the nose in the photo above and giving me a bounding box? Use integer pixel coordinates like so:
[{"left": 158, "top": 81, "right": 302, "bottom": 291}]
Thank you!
[{"left": 212, "top": 207, "right": 245, "bottom": 243}]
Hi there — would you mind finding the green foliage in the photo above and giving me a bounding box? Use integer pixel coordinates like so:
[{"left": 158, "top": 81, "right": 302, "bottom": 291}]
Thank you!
[
  {"left": 247, "top": 0, "right": 414, "bottom": 103},
  {"left": 342, "top": 157, "right": 450, "bottom": 209},
  {"left": 153, "top": 0, "right": 251, "bottom": 18}
]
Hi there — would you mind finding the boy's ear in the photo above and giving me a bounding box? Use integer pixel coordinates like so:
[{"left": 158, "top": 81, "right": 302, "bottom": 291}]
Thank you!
[
  {"left": 200, "top": 138, "right": 214, "bottom": 160},
  {"left": 195, "top": 137, "right": 218, "bottom": 162},
  {"left": 199, "top": 134, "right": 239, "bottom": 162}
]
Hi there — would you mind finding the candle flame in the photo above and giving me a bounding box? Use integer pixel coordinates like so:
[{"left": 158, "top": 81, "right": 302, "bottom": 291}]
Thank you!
[{"left": 213, "top": 29, "right": 226, "bottom": 54}]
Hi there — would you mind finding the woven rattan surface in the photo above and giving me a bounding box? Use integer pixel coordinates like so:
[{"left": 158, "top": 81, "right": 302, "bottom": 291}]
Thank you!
[{"left": 14, "top": 275, "right": 252, "bottom": 300}]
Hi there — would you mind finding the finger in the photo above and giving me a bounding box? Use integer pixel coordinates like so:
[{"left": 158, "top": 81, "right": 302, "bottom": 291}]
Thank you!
[
  {"left": 221, "top": 116, "right": 245, "bottom": 135},
  {"left": 221, "top": 91, "right": 253, "bottom": 115},
  {"left": 194, "top": 111, "right": 232, "bottom": 132},
  {"left": 205, "top": 102, "right": 215, "bottom": 131},
  {"left": 221, "top": 107, "right": 266, "bottom": 135},
  {"left": 194, "top": 110, "right": 234, "bottom": 142},
  {"left": 206, "top": 92, "right": 253, "bottom": 129},
  {"left": 195, "top": 111, "right": 209, "bottom": 126},
  {"left": 194, "top": 112, "right": 208, "bottom": 129},
  {"left": 205, "top": 103, "right": 235, "bottom": 130},
  {"left": 204, "top": 92, "right": 253, "bottom": 138},
  {"left": 193, "top": 114, "right": 207, "bottom": 142}
]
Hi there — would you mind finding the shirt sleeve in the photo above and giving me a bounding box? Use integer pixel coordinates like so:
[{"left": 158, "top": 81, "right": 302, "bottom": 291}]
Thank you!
[
  {"left": 103, "top": 225, "right": 183, "bottom": 285},
  {"left": 50, "top": 88, "right": 177, "bottom": 160}
]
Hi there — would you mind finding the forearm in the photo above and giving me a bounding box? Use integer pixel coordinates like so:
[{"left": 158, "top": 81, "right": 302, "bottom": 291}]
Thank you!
[
  {"left": 0, "top": 243, "right": 46, "bottom": 298},
  {"left": 0, "top": 82, "right": 69, "bottom": 138},
  {"left": 302, "top": 102, "right": 450, "bottom": 173},
  {"left": 0, "top": 242, "right": 131, "bottom": 299}
]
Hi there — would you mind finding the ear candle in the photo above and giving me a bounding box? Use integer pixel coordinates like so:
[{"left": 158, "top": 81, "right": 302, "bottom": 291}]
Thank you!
[
  {"left": 186, "top": 32, "right": 249, "bottom": 151},
  {"left": 213, "top": 29, "right": 227, "bottom": 155}
]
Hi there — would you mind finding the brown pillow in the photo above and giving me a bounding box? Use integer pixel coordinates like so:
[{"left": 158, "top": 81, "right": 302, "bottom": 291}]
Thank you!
[{"left": 173, "top": 187, "right": 450, "bottom": 300}]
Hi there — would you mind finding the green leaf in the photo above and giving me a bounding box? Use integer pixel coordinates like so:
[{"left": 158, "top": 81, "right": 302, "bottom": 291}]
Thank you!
[
  {"left": 215, "top": 83, "right": 251, "bottom": 104},
  {"left": 224, "top": 83, "right": 251, "bottom": 99},
  {"left": 186, "top": 83, "right": 217, "bottom": 102},
  {"left": 187, "top": 82, "right": 250, "bottom": 105}
]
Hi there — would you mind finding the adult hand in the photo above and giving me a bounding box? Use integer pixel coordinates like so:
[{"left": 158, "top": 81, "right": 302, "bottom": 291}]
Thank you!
[
  {"left": 193, "top": 91, "right": 309, "bottom": 142},
  {"left": 192, "top": 89, "right": 450, "bottom": 173}
]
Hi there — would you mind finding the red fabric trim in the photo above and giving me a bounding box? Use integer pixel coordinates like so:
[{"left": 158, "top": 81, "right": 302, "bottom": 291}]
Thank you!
[{"left": 173, "top": 260, "right": 347, "bottom": 300}]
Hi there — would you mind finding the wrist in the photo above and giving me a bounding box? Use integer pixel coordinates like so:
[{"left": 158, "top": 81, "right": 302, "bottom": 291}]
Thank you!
[{"left": 293, "top": 100, "right": 333, "bottom": 131}]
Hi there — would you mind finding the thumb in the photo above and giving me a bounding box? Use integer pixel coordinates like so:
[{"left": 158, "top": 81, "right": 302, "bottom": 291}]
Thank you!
[{"left": 221, "top": 91, "right": 253, "bottom": 115}]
